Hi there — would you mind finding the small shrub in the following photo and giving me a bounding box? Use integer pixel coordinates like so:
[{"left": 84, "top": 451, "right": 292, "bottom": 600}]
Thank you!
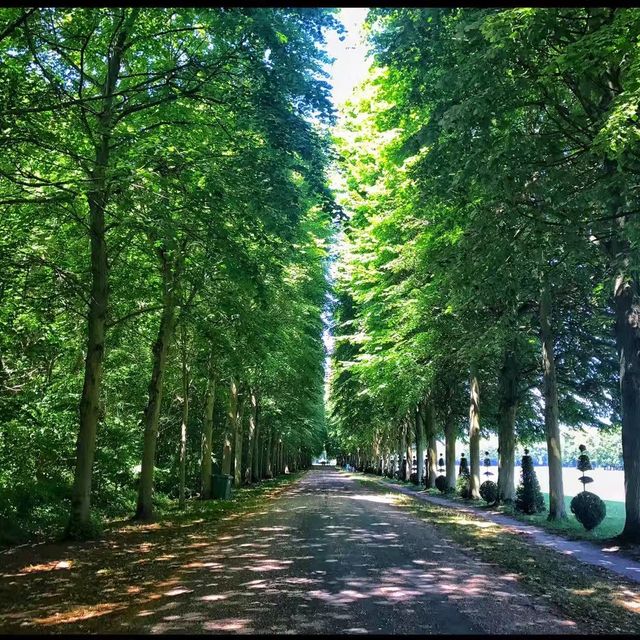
[
  {"left": 410, "top": 472, "right": 418, "bottom": 484},
  {"left": 458, "top": 453, "right": 469, "bottom": 476},
  {"left": 63, "top": 514, "right": 104, "bottom": 541},
  {"left": 480, "top": 480, "right": 498, "bottom": 504},
  {"left": 435, "top": 475, "right": 448, "bottom": 493},
  {"left": 570, "top": 491, "right": 606, "bottom": 531},
  {"left": 515, "top": 448, "right": 545, "bottom": 514},
  {"left": 457, "top": 473, "right": 470, "bottom": 499}
]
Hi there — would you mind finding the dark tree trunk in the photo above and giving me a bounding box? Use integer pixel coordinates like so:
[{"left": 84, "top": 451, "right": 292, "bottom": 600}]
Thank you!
[
  {"left": 134, "top": 251, "right": 178, "bottom": 521},
  {"left": 66, "top": 11, "right": 139, "bottom": 536},
  {"left": 444, "top": 414, "right": 456, "bottom": 491},
  {"left": 540, "top": 283, "right": 566, "bottom": 520},
  {"left": 497, "top": 347, "right": 518, "bottom": 504},
  {"left": 469, "top": 367, "right": 481, "bottom": 500},
  {"left": 201, "top": 357, "right": 215, "bottom": 499},
  {"left": 615, "top": 271, "right": 640, "bottom": 540}
]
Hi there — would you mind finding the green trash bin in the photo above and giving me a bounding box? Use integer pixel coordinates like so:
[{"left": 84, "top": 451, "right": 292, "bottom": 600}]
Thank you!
[{"left": 212, "top": 474, "right": 232, "bottom": 500}]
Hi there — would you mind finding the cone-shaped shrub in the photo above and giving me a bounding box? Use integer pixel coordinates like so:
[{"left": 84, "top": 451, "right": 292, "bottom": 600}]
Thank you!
[
  {"left": 515, "top": 448, "right": 545, "bottom": 514},
  {"left": 435, "top": 453, "right": 447, "bottom": 493},
  {"left": 457, "top": 453, "right": 470, "bottom": 499}
]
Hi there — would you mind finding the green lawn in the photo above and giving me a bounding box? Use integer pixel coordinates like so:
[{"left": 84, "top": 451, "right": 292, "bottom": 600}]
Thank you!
[{"left": 359, "top": 472, "right": 626, "bottom": 543}]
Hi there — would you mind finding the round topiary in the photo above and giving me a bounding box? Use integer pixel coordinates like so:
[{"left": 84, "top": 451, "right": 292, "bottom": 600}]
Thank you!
[
  {"left": 570, "top": 491, "right": 606, "bottom": 531},
  {"left": 435, "top": 474, "right": 448, "bottom": 493},
  {"left": 480, "top": 480, "right": 498, "bottom": 504}
]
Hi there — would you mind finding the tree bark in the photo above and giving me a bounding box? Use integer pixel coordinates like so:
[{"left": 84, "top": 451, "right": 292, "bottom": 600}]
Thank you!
[
  {"left": 233, "top": 382, "right": 243, "bottom": 487},
  {"left": 223, "top": 379, "right": 237, "bottom": 476},
  {"left": 415, "top": 404, "right": 425, "bottom": 486},
  {"left": 178, "top": 324, "right": 189, "bottom": 510},
  {"left": 468, "top": 367, "right": 481, "bottom": 500},
  {"left": 265, "top": 424, "right": 273, "bottom": 479},
  {"left": 615, "top": 271, "right": 640, "bottom": 540},
  {"left": 444, "top": 414, "right": 456, "bottom": 491},
  {"left": 244, "top": 389, "right": 256, "bottom": 485},
  {"left": 400, "top": 421, "right": 408, "bottom": 481},
  {"left": 66, "top": 11, "right": 139, "bottom": 535},
  {"left": 406, "top": 417, "right": 413, "bottom": 482},
  {"left": 497, "top": 347, "right": 518, "bottom": 504},
  {"left": 540, "top": 283, "right": 566, "bottom": 520},
  {"left": 252, "top": 391, "right": 260, "bottom": 482},
  {"left": 134, "top": 251, "right": 178, "bottom": 521},
  {"left": 201, "top": 357, "right": 215, "bottom": 499},
  {"left": 424, "top": 399, "right": 438, "bottom": 487}
]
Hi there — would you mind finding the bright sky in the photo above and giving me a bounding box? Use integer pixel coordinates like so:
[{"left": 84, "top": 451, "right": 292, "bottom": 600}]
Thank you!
[
  {"left": 324, "top": 8, "right": 370, "bottom": 108},
  {"left": 322, "top": 9, "right": 369, "bottom": 384}
]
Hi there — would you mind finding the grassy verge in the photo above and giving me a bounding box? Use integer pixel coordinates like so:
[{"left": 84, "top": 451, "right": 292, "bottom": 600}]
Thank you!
[
  {"left": 1, "top": 472, "right": 303, "bottom": 551},
  {"left": 365, "top": 473, "right": 625, "bottom": 542},
  {"left": 355, "top": 473, "right": 640, "bottom": 634},
  {"left": 105, "top": 472, "right": 303, "bottom": 535}
]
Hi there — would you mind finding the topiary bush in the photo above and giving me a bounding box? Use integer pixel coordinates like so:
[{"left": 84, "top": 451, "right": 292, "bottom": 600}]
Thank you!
[
  {"left": 459, "top": 453, "right": 469, "bottom": 477},
  {"left": 570, "top": 444, "right": 606, "bottom": 531},
  {"left": 480, "top": 480, "right": 498, "bottom": 504},
  {"left": 515, "top": 448, "right": 545, "bottom": 514},
  {"left": 457, "top": 452, "right": 471, "bottom": 498},
  {"left": 435, "top": 475, "right": 448, "bottom": 493},
  {"left": 570, "top": 491, "right": 606, "bottom": 531}
]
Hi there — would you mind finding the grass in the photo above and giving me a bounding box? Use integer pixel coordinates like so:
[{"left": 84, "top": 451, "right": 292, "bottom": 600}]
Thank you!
[
  {"left": 367, "top": 472, "right": 625, "bottom": 543},
  {"left": 0, "top": 472, "right": 304, "bottom": 633},
  {"left": 106, "top": 472, "right": 302, "bottom": 532},
  {"left": 2, "top": 473, "right": 302, "bottom": 550},
  {"left": 353, "top": 473, "right": 640, "bottom": 634}
]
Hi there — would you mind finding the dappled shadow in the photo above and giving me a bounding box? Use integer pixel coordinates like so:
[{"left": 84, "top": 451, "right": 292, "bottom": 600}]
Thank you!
[{"left": 1, "top": 470, "right": 583, "bottom": 634}]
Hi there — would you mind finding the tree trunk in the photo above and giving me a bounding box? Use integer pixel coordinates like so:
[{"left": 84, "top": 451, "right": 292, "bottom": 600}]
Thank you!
[
  {"left": 265, "top": 425, "right": 273, "bottom": 479},
  {"left": 444, "top": 414, "right": 456, "bottom": 491},
  {"left": 406, "top": 418, "right": 413, "bottom": 482},
  {"left": 416, "top": 404, "right": 425, "bottom": 486},
  {"left": 66, "top": 12, "right": 139, "bottom": 536},
  {"left": 223, "top": 379, "right": 237, "bottom": 476},
  {"left": 252, "top": 391, "right": 260, "bottom": 482},
  {"left": 469, "top": 368, "right": 481, "bottom": 500},
  {"left": 540, "top": 283, "right": 566, "bottom": 520},
  {"left": 497, "top": 347, "right": 518, "bottom": 504},
  {"left": 400, "top": 421, "right": 408, "bottom": 481},
  {"left": 233, "top": 383, "right": 243, "bottom": 487},
  {"left": 424, "top": 400, "right": 438, "bottom": 487},
  {"left": 244, "top": 389, "right": 256, "bottom": 485},
  {"left": 615, "top": 271, "right": 640, "bottom": 540},
  {"left": 201, "top": 357, "right": 215, "bottom": 499},
  {"left": 178, "top": 324, "right": 189, "bottom": 510},
  {"left": 134, "top": 251, "right": 178, "bottom": 521}
]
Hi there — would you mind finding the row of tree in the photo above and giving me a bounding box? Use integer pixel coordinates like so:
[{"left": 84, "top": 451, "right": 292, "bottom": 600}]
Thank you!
[
  {"left": 0, "top": 8, "right": 339, "bottom": 542},
  {"left": 329, "top": 8, "right": 640, "bottom": 541}
]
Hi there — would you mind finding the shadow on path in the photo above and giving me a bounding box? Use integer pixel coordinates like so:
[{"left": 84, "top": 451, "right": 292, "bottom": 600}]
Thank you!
[{"left": 0, "top": 470, "right": 579, "bottom": 634}]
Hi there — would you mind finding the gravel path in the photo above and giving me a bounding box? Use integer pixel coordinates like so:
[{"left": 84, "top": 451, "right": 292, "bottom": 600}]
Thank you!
[
  {"left": 376, "top": 478, "right": 640, "bottom": 584},
  {"left": 0, "top": 469, "right": 580, "bottom": 634}
]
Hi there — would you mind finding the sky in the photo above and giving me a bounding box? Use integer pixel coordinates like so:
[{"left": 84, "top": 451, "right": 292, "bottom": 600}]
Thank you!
[
  {"left": 320, "top": 9, "right": 370, "bottom": 365},
  {"left": 324, "top": 8, "right": 370, "bottom": 108}
]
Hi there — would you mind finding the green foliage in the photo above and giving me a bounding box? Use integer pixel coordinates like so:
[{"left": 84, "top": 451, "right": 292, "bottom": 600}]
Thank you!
[
  {"left": 0, "top": 7, "right": 341, "bottom": 543},
  {"left": 515, "top": 451, "right": 546, "bottom": 515},
  {"left": 435, "top": 474, "right": 448, "bottom": 493},
  {"left": 457, "top": 473, "right": 471, "bottom": 500},
  {"left": 570, "top": 492, "right": 607, "bottom": 531},
  {"left": 480, "top": 480, "right": 498, "bottom": 504}
]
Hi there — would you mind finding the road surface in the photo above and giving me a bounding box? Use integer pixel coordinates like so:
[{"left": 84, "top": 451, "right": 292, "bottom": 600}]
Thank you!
[{"left": 0, "top": 469, "right": 579, "bottom": 634}]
